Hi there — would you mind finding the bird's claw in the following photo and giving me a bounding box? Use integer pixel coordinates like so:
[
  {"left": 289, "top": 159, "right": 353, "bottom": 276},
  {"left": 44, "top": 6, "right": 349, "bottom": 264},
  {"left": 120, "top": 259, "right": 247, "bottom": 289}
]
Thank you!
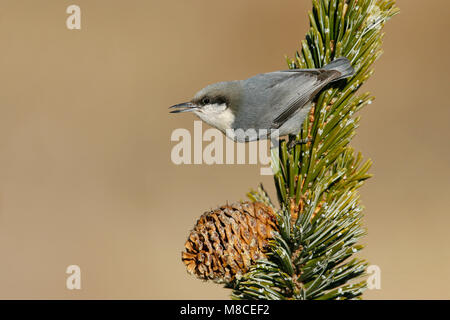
[{"left": 287, "top": 137, "right": 312, "bottom": 150}]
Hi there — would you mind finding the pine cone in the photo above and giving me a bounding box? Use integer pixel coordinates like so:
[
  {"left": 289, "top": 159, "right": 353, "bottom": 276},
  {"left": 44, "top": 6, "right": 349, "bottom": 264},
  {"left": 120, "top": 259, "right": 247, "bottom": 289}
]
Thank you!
[{"left": 182, "top": 201, "right": 278, "bottom": 284}]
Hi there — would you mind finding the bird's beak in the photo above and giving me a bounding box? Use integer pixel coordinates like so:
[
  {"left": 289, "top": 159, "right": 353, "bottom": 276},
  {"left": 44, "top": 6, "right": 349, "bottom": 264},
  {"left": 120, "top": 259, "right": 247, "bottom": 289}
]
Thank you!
[{"left": 169, "top": 102, "right": 198, "bottom": 113}]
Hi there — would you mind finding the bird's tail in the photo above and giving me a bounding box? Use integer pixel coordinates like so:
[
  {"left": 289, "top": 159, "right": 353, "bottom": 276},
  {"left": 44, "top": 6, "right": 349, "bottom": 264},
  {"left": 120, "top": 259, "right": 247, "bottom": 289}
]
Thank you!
[{"left": 323, "top": 57, "right": 355, "bottom": 81}]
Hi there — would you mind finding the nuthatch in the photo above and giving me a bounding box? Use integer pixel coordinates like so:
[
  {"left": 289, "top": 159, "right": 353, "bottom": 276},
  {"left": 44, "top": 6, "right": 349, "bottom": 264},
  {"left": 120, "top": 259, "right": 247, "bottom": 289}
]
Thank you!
[{"left": 170, "top": 57, "right": 354, "bottom": 142}]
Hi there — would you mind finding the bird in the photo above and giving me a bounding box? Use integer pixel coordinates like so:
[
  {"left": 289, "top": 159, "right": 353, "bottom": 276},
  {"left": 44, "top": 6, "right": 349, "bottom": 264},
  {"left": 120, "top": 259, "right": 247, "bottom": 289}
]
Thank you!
[{"left": 170, "top": 57, "right": 354, "bottom": 143}]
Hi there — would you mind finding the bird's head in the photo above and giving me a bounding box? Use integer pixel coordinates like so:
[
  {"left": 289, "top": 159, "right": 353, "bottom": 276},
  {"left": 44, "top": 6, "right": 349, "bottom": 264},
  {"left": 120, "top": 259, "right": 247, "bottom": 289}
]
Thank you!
[{"left": 170, "top": 81, "right": 241, "bottom": 133}]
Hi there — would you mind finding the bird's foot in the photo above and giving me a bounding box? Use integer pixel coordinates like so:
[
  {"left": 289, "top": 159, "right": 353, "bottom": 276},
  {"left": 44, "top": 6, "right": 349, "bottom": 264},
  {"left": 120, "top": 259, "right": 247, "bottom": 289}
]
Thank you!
[{"left": 287, "top": 137, "right": 312, "bottom": 150}]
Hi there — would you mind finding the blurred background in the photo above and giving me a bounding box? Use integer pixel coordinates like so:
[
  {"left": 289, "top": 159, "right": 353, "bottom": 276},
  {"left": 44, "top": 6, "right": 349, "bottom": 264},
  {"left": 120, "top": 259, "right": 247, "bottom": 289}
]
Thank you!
[{"left": 0, "top": 0, "right": 448, "bottom": 299}]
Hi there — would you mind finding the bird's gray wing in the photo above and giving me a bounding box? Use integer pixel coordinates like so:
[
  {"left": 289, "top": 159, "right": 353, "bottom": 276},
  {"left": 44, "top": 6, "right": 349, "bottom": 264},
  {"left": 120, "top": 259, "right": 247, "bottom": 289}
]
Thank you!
[
  {"left": 238, "top": 69, "right": 339, "bottom": 131},
  {"left": 271, "top": 69, "right": 338, "bottom": 128}
]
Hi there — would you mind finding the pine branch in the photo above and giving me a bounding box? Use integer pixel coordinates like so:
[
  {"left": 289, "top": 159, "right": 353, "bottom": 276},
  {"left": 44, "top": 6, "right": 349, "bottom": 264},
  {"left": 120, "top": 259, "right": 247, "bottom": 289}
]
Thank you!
[{"left": 230, "top": 0, "right": 399, "bottom": 300}]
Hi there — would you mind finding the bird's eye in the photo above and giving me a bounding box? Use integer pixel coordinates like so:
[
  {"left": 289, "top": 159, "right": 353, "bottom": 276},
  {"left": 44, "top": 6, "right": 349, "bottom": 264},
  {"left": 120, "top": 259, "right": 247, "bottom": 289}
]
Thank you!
[{"left": 202, "top": 97, "right": 211, "bottom": 105}]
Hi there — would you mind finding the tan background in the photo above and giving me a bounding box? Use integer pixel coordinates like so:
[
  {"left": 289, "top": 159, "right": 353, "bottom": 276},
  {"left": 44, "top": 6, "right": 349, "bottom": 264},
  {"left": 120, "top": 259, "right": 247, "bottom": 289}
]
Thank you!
[{"left": 0, "top": 0, "right": 448, "bottom": 299}]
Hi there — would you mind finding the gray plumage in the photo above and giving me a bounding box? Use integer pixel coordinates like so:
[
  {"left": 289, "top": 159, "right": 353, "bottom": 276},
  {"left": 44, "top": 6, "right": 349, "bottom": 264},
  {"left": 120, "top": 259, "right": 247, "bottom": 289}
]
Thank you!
[{"left": 170, "top": 57, "right": 354, "bottom": 142}]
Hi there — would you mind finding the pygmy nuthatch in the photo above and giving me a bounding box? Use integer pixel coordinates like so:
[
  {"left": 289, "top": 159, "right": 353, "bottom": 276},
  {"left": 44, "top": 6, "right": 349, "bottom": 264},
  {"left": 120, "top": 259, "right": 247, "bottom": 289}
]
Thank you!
[{"left": 170, "top": 57, "right": 354, "bottom": 142}]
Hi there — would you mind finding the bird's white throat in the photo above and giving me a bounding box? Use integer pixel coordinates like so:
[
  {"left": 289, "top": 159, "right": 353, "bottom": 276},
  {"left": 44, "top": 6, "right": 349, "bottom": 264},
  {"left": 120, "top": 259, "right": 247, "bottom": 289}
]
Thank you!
[{"left": 194, "top": 103, "right": 235, "bottom": 133}]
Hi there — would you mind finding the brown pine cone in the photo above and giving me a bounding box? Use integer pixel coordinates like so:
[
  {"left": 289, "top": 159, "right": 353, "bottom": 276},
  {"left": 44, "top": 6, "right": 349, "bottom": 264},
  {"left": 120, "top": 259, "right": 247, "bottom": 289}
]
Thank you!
[{"left": 181, "top": 201, "right": 278, "bottom": 284}]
